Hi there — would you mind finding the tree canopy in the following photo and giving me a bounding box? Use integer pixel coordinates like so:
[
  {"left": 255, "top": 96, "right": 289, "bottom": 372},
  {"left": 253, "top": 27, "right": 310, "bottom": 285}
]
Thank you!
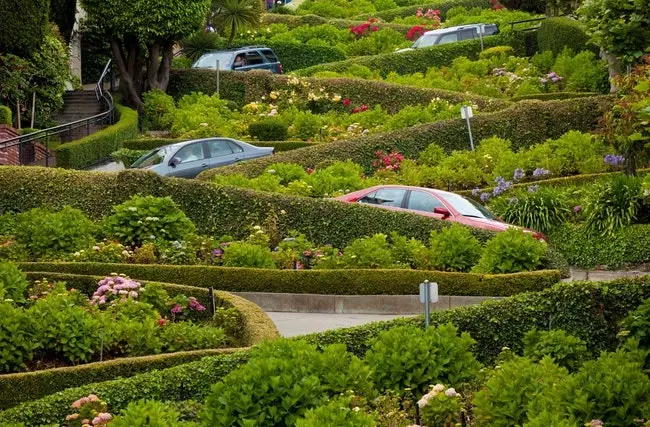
[{"left": 0, "top": 0, "right": 49, "bottom": 57}]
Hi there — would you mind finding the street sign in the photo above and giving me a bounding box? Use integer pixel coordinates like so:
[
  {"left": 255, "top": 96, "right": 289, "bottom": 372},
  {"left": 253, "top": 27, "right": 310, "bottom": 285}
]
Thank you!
[{"left": 419, "top": 280, "right": 439, "bottom": 329}]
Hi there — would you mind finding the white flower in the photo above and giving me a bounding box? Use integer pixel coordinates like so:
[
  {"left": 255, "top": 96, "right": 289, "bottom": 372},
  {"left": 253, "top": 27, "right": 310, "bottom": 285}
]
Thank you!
[
  {"left": 280, "top": 210, "right": 286, "bottom": 214},
  {"left": 352, "top": 407, "right": 360, "bottom": 412},
  {"left": 73, "top": 252, "right": 80, "bottom": 257},
  {"left": 445, "top": 388, "right": 460, "bottom": 397},
  {"left": 432, "top": 384, "right": 445, "bottom": 393},
  {"left": 92, "top": 246, "right": 100, "bottom": 251},
  {"left": 267, "top": 169, "right": 276, "bottom": 174},
  {"left": 253, "top": 225, "right": 262, "bottom": 230},
  {"left": 127, "top": 207, "right": 138, "bottom": 212}
]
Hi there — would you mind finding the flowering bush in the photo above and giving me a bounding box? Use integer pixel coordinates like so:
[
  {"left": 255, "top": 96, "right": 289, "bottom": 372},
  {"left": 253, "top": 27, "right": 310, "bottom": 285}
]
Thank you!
[
  {"left": 373, "top": 150, "right": 404, "bottom": 171},
  {"left": 473, "top": 228, "right": 547, "bottom": 274},
  {"left": 418, "top": 384, "right": 464, "bottom": 427},
  {"left": 91, "top": 275, "right": 142, "bottom": 306},
  {"left": 406, "top": 25, "right": 426, "bottom": 41},
  {"left": 66, "top": 394, "right": 112, "bottom": 427},
  {"left": 349, "top": 20, "right": 378, "bottom": 39}
]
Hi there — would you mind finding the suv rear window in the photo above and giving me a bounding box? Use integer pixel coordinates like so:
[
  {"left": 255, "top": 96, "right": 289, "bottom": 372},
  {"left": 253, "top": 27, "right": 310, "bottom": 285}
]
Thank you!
[
  {"left": 261, "top": 49, "right": 278, "bottom": 63},
  {"left": 246, "top": 51, "right": 265, "bottom": 65},
  {"left": 193, "top": 52, "right": 234, "bottom": 69}
]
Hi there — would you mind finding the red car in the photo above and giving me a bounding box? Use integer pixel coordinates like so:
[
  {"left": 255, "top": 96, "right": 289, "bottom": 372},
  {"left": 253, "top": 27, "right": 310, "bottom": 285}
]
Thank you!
[{"left": 334, "top": 185, "right": 547, "bottom": 241}]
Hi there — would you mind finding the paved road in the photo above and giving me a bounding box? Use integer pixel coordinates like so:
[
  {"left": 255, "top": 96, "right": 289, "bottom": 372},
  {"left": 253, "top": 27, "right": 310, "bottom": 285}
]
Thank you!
[
  {"left": 266, "top": 312, "right": 410, "bottom": 337},
  {"left": 88, "top": 161, "right": 125, "bottom": 172}
]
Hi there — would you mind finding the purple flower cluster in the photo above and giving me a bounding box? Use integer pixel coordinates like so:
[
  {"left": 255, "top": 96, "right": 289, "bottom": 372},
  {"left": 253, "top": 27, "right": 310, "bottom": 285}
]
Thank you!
[
  {"left": 471, "top": 188, "right": 481, "bottom": 197},
  {"left": 513, "top": 168, "right": 525, "bottom": 181},
  {"left": 480, "top": 192, "right": 490, "bottom": 202},
  {"left": 492, "top": 176, "right": 513, "bottom": 196},
  {"left": 541, "top": 71, "right": 563, "bottom": 84},
  {"left": 532, "top": 168, "right": 550, "bottom": 178},
  {"left": 528, "top": 185, "right": 539, "bottom": 193},
  {"left": 171, "top": 304, "right": 183, "bottom": 314},
  {"left": 91, "top": 276, "right": 141, "bottom": 305},
  {"left": 188, "top": 297, "right": 206, "bottom": 312},
  {"left": 604, "top": 154, "right": 625, "bottom": 167},
  {"left": 493, "top": 68, "right": 507, "bottom": 77}
]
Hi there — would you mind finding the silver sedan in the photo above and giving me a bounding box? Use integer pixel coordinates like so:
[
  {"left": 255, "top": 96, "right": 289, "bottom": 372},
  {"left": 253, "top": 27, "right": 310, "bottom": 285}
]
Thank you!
[{"left": 132, "top": 137, "right": 274, "bottom": 178}]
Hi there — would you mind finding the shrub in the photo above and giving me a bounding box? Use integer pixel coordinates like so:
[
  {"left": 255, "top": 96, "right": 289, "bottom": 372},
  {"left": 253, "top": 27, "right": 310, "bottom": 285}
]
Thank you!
[
  {"left": 54, "top": 105, "right": 139, "bottom": 169},
  {"left": 489, "top": 187, "right": 570, "bottom": 233},
  {"left": 0, "top": 0, "right": 48, "bottom": 56},
  {"left": 142, "top": 90, "right": 175, "bottom": 131},
  {"left": 526, "top": 349, "right": 650, "bottom": 426},
  {"left": 537, "top": 17, "right": 591, "bottom": 55},
  {"left": 418, "top": 143, "right": 446, "bottom": 167},
  {"left": 201, "top": 339, "right": 372, "bottom": 426},
  {"left": 584, "top": 174, "right": 642, "bottom": 236},
  {"left": 248, "top": 118, "right": 289, "bottom": 141},
  {"left": 428, "top": 223, "right": 482, "bottom": 272},
  {"left": 365, "top": 324, "right": 480, "bottom": 396},
  {"left": 0, "top": 106, "right": 11, "bottom": 126},
  {"left": 180, "top": 30, "right": 222, "bottom": 63},
  {"left": 292, "top": 111, "right": 323, "bottom": 140},
  {"left": 0, "top": 302, "right": 35, "bottom": 373},
  {"left": 418, "top": 384, "right": 464, "bottom": 426},
  {"left": 619, "top": 297, "right": 650, "bottom": 366},
  {"left": 473, "top": 228, "right": 547, "bottom": 274},
  {"left": 0, "top": 261, "right": 29, "bottom": 303},
  {"left": 12, "top": 206, "right": 96, "bottom": 260},
  {"left": 111, "top": 399, "right": 183, "bottom": 427},
  {"left": 221, "top": 242, "right": 276, "bottom": 268},
  {"left": 523, "top": 329, "right": 589, "bottom": 372},
  {"left": 110, "top": 148, "right": 148, "bottom": 168},
  {"left": 102, "top": 195, "right": 196, "bottom": 247},
  {"left": 295, "top": 396, "right": 375, "bottom": 427},
  {"left": 479, "top": 45, "right": 514, "bottom": 60},
  {"left": 158, "top": 322, "right": 225, "bottom": 353},
  {"left": 473, "top": 355, "right": 569, "bottom": 426},
  {"left": 338, "top": 234, "right": 397, "bottom": 269}
]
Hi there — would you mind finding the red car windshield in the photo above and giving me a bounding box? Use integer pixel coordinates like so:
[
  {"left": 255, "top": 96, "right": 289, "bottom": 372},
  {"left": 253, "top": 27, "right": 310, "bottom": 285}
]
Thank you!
[{"left": 443, "top": 193, "right": 496, "bottom": 220}]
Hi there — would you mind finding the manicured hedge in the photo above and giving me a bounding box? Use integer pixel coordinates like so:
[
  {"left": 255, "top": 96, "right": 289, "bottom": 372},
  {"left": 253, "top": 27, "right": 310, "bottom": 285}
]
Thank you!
[
  {"left": 261, "top": 13, "right": 414, "bottom": 35},
  {"left": 295, "top": 32, "right": 526, "bottom": 77},
  {"left": 511, "top": 92, "right": 598, "bottom": 101},
  {"left": 548, "top": 224, "right": 650, "bottom": 269},
  {"left": 537, "top": 17, "right": 592, "bottom": 55},
  {"left": 0, "top": 106, "right": 11, "bottom": 126},
  {"left": 0, "top": 348, "right": 242, "bottom": 411},
  {"left": 0, "top": 167, "right": 495, "bottom": 248},
  {"left": 354, "top": 0, "right": 491, "bottom": 22},
  {"left": 204, "top": 96, "right": 614, "bottom": 178},
  {"left": 122, "top": 137, "right": 319, "bottom": 153},
  {"left": 4, "top": 277, "right": 650, "bottom": 425},
  {"left": 167, "top": 70, "right": 506, "bottom": 112},
  {"left": 53, "top": 105, "right": 139, "bottom": 169},
  {"left": 19, "top": 263, "right": 562, "bottom": 297}
]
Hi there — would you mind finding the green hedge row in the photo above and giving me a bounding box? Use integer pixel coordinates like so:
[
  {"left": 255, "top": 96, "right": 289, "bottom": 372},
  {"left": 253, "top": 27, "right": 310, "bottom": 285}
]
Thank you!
[
  {"left": 548, "top": 224, "right": 650, "bottom": 270},
  {"left": 204, "top": 95, "right": 614, "bottom": 178},
  {"left": 261, "top": 13, "right": 414, "bottom": 34},
  {"left": 537, "top": 17, "right": 592, "bottom": 55},
  {"left": 511, "top": 92, "right": 599, "bottom": 101},
  {"left": 53, "top": 105, "right": 139, "bottom": 169},
  {"left": 19, "top": 262, "right": 562, "bottom": 296},
  {"left": 0, "top": 167, "right": 494, "bottom": 248},
  {"left": 295, "top": 32, "right": 526, "bottom": 77},
  {"left": 122, "top": 137, "right": 319, "bottom": 153},
  {"left": 4, "top": 277, "right": 650, "bottom": 425},
  {"left": 167, "top": 70, "right": 506, "bottom": 112},
  {"left": 354, "top": 0, "right": 491, "bottom": 22}
]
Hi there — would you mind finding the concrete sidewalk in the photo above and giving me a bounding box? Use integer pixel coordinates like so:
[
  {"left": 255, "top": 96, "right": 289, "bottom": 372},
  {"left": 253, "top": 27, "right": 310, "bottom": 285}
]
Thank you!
[{"left": 266, "top": 312, "right": 410, "bottom": 337}]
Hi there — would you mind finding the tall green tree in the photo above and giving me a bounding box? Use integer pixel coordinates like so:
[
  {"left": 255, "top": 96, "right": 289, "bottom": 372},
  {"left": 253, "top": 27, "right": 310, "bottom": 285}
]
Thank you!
[
  {"left": 211, "top": 0, "right": 263, "bottom": 48},
  {"left": 579, "top": 0, "right": 650, "bottom": 90},
  {"left": 0, "top": 0, "right": 49, "bottom": 57},
  {"left": 81, "top": 0, "right": 211, "bottom": 110}
]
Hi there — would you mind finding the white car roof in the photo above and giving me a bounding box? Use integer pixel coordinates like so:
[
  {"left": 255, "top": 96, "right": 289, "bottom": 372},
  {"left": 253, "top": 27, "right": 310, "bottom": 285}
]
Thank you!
[{"left": 422, "top": 24, "right": 487, "bottom": 36}]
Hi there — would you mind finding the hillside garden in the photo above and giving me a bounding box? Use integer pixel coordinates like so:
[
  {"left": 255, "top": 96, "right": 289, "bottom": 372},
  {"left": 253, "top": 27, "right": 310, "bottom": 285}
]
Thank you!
[{"left": 1, "top": 0, "right": 650, "bottom": 423}]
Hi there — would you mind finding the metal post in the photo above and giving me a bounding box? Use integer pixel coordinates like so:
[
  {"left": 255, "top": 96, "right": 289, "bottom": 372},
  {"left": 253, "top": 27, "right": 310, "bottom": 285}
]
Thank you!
[
  {"left": 479, "top": 24, "right": 484, "bottom": 51},
  {"left": 465, "top": 114, "right": 474, "bottom": 151},
  {"left": 216, "top": 60, "right": 220, "bottom": 96},
  {"left": 423, "top": 281, "right": 430, "bottom": 329},
  {"left": 45, "top": 130, "right": 49, "bottom": 167},
  {"left": 208, "top": 286, "right": 216, "bottom": 316}
]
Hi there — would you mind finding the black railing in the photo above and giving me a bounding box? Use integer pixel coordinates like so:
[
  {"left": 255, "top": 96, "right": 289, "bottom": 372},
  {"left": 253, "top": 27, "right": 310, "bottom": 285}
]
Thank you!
[
  {"left": 509, "top": 16, "right": 547, "bottom": 31},
  {"left": 0, "top": 59, "right": 115, "bottom": 167}
]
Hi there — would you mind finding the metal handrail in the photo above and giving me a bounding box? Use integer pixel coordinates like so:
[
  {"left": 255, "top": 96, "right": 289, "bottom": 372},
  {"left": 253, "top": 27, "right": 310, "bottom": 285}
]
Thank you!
[
  {"left": 509, "top": 16, "right": 547, "bottom": 31},
  {"left": 0, "top": 59, "right": 115, "bottom": 167}
]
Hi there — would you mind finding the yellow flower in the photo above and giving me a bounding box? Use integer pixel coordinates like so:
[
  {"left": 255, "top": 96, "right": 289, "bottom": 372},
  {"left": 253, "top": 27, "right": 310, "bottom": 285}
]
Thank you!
[{"left": 332, "top": 94, "right": 341, "bottom": 102}]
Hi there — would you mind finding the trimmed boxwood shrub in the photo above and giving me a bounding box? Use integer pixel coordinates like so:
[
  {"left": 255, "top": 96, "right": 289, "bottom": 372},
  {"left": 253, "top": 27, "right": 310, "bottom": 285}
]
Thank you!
[
  {"left": 3, "top": 277, "right": 650, "bottom": 426},
  {"left": 0, "top": 106, "right": 11, "bottom": 126},
  {"left": 19, "top": 262, "right": 562, "bottom": 296},
  {"left": 167, "top": 70, "right": 505, "bottom": 113},
  {"left": 511, "top": 92, "right": 598, "bottom": 101},
  {"left": 354, "top": 0, "right": 491, "bottom": 22},
  {"left": 53, "top": 105, "right": 139, "bottom": 169},
  {"left": 295, "top": 33, "right": 526, "bottom": 77},
  {"left": 0, "top": 167, "right": 495, "bottom": 248},
  {"left": 204, "top": 96, "right": 614, "bottom": 178},
  {"left": 537, "top": 17, "right": 592, "bottom": 55},
  {"left": 262, "top": 13, "right": 414, "bottom": 35},
  {"left": 248, "top": 118, "right": 289, "bottom": 141}
]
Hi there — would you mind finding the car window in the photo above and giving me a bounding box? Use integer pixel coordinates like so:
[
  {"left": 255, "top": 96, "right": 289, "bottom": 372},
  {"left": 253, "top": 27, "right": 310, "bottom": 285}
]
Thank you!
[
  {"left": 437, "top": 33, "right": 458, "bottom": 45},
  {"left": 175, "top": 143, "right": 205, "bottom": 163},
  {"left": 260, "top": 49, "right": 278, "bottom": 63},
  {"left": 246, "top": 51, "right": 265, "bottom": 65},
  {"left": 132, "top": 148, "right": 169, "bottom": 168},
  {"left": 208, "top": 140, "right": 234, "bottom": 158},
  {"left": 412, "top": 34, "right": 437, "bottom": 48},
  {"left": 458, "top": 28, "right": 478, "bottom": 41},
  {"left": 227, "top": 141, "right": 244, "bottom": 153},
  {"left": 193, "top": 52, "right": 234, "bottom": 69},
  {"left": 407, "top": 190, "right": 444, "bottom": 212},
  {"left": 359, "top": 189, "right": 406, "bottom": 208},
  {"left": 444, "top": 192, "right": 497, "bottom": 219}
]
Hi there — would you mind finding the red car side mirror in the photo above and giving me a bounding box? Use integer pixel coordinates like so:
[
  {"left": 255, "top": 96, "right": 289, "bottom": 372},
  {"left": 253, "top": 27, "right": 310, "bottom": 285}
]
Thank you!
[{"left": 433, "top": 206, "right": 451, "bottom": 218}]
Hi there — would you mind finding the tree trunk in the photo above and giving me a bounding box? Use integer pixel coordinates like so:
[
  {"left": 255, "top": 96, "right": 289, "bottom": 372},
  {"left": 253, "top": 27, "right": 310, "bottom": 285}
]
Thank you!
[
  {"left": 147, "top": 41, "right": 174, "bottom": 92},
  {"left": 228, "top": 20, "right": 236, "bottom": 48},
  {"left": 110, "top": 37, "right": 144, "bottom": 111},
  {"left": 600, "top": 49, "right": 622, "bottom": 93}
]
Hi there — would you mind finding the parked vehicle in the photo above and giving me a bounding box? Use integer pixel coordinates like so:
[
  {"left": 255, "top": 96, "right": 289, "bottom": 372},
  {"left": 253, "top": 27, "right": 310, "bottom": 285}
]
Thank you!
[
  {"left": 192, "top": 46, "right": 283, "bottom": 74},
  {"left": 397, "top": 24, "right": 499, "bottom": 52},
  {"left": 334, "top": 185, "right": 546, "bottom": 240},
  {"left": 131, "top": 138, "right": 274, "bottom": 178}
]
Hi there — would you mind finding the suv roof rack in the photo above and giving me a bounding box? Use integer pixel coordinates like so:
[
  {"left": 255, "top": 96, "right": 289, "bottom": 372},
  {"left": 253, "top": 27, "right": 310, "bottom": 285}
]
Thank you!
[{"left": 226, "top": 45, "right": 268, "bottom": 51}]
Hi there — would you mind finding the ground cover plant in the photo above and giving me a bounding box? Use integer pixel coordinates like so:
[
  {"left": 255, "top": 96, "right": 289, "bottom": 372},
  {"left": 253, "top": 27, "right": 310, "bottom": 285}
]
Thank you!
[{"left": 311, "top": 46, "right": 609, "bottom": 98}]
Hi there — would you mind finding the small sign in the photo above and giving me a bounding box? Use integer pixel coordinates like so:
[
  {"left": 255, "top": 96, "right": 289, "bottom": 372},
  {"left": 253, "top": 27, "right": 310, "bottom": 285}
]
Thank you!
[
  {"left": 460, "top": 105, "right": 473, "bottom": 119},
  {"left": 419, "top": 280, "right": 439, "bottom": 303}
]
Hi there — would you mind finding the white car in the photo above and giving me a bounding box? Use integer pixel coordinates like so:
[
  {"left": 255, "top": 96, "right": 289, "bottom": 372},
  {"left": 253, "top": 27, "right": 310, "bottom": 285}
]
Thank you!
[{"left": 397, "top": 24, "right": 499, "bottom": 52}]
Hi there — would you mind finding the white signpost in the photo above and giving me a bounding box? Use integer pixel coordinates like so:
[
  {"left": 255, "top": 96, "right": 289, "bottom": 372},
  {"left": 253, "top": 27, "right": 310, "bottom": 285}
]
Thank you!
[
  {"left": 460, "top": 105, "right": 474, "bottom": 151},
  {"left": 419, "top": 280, "right": 439, "bottom": 329}
]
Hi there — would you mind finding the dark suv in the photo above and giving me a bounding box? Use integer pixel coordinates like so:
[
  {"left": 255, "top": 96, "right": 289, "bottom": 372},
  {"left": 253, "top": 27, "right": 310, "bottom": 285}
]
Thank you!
[{"left": 192, "top": 46, "right": 283, "bottom": 73}]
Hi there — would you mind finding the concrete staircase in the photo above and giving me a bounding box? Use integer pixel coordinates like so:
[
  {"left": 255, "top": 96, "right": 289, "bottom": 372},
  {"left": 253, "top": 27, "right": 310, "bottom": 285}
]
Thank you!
[{"left": 53, "top": 90, "right": 107, "bottom": 141}]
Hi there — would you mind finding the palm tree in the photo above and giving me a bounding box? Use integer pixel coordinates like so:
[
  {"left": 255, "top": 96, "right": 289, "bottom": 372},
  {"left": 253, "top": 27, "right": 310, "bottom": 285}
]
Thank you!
[{"left": 211, "top": 0, "right": 263, "bottom": 48}]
